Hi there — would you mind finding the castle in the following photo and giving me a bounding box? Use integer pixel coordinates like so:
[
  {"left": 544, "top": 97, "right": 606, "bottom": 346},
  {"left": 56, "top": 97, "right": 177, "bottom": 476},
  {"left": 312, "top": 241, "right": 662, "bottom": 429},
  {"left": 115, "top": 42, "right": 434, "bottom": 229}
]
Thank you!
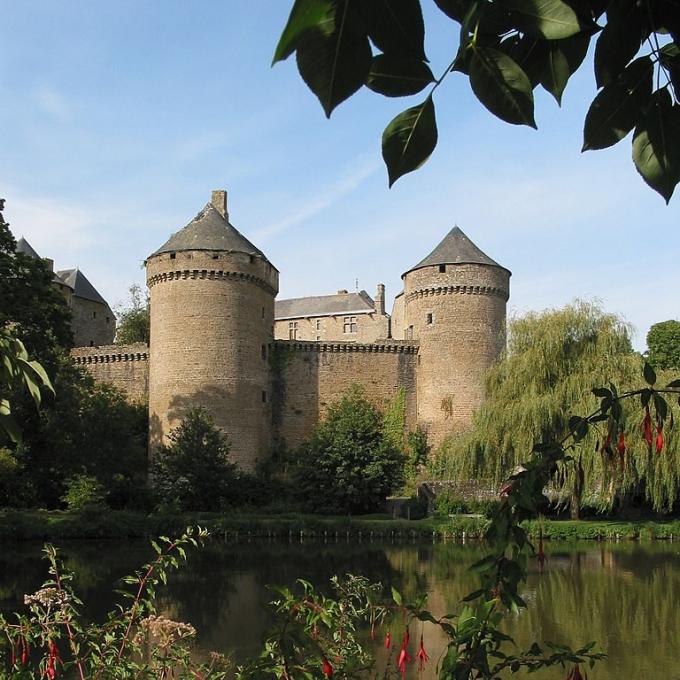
[{"left": 70, "top": 190, "right": 511, "bottom": 468}]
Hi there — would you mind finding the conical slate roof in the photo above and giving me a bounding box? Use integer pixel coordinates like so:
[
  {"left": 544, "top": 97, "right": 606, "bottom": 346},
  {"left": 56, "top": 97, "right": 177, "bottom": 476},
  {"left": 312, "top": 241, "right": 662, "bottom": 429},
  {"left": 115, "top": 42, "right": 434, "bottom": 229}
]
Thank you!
[
  {"left": 149, "top": 202, "right": 271, "bottom": 264},
  {"left": 57, "top": 268, "right": 108, "bottom": 305},
  {"left": 16, "top": 237, "right": 41, "bottom": 259},
  {"left": 403, "top": 226, "right": 509, "bottom": 277}
]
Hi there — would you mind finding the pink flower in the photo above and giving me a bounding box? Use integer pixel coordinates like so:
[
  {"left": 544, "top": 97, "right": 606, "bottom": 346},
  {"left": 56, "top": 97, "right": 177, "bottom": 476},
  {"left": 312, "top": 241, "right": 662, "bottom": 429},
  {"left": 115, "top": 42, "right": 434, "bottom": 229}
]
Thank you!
[
  {"left": 322, "top": 658, "right": 333, "bottom": 678},
  {"left": 656, "top": 423, "right": 664, "bottom": 454},
  {"left": 384, "top": 632, "right": 392, "bottom": 649},
  {"left": 415, "top": 634, "right": 429, "bottom": 671}
]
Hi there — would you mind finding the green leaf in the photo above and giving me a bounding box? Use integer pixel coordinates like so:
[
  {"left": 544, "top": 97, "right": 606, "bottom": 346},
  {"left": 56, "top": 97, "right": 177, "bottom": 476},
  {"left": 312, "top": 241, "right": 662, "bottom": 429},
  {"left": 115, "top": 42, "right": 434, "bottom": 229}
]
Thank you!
[
  {"left": 295, "top": 4, "right": 372, "bottom": 117},
  {"left": 469, "top": 46, "right": 536, "bottom": 128},
  {"left": 391, "top": 585, "right": 403, "bottom": 605},
  {"left": 498, "top": 0, "right": 583, "bottom": 39},
  {"left": 382, "top": 96, "right": 438, "bottom": 186},
  {"left": 632, "top": 89, "right": 680, "bottom": 203},
  {"left": 660, "top": 43, "right": 680, "bottom": 95},
  {"left": 539, "top": 40, "right": 570, "bottom": 104},
  {"left": 273, "top": 0, "right": 334, "bottom": 64},
  {"left": 25, "top": 359, "right": 54, "bottom": 394},
  {"left": 591, "top": 387, "right": 611, "bottom": 398},
  {"left": 366, "top": 54, "right": 434, "bottom": 96},
  {"left": 594, "top": 1, "right": 647, "bottom": 87},
  {"left": 667, "top": 379, "right": 680, "bottom": 388},
  {"left": 582, "top": 56, "right": 653, "bottom": 151},
  {"left": 365, "top": 0, "right": 426, "bottom": 61},
  {"left": 0, "top": 412, "right": 22, "bottom": 444},
  {"left": 643, "top": 361, "right": 657, "bottom": 386},
  {"left": 499, "top": 35, "right": 545, "bottom": 88}
]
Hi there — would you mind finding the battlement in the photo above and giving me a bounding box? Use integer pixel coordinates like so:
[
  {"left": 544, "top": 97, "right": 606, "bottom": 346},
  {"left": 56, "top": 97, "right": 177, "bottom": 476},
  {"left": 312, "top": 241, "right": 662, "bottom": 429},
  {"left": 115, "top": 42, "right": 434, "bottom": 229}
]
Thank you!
[
  {"left": 147, "top": 268, "right": 277, "bottom": 295},
  {"left": 405, "top": 284, "right": 509, "bottom": 303},
  {"left": 273, "top": 339, "right": 419, "bottom": 354},
  {"left": 71, "top": 343, "right": 149, "bottom": 365}
]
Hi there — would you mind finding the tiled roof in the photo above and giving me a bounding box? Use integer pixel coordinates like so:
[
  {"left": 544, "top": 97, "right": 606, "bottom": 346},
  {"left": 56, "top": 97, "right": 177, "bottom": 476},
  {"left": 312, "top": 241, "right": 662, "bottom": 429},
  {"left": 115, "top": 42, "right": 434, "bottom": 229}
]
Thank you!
[
  {"left": 15, "top": 237, "right": 41, "bottom": 259},
  {"left": 275, "top": 291, "right": 375, "bottom": 320},
  {"left": 149, "top": 202, "right": 272, "bottom": 265},
  {"left": 57, "top": 268, "right": 109, "bottom": 306},
  {"left": 404, "top": 226, "right": 509, "bottom": 276}
]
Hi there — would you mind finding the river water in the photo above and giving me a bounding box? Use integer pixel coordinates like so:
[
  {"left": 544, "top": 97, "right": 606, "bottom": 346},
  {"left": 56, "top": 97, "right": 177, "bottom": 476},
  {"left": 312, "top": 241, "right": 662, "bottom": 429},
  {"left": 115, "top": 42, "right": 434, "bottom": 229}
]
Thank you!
[{"left": 1, "top": 538, "right": 679, "bottom": 678}]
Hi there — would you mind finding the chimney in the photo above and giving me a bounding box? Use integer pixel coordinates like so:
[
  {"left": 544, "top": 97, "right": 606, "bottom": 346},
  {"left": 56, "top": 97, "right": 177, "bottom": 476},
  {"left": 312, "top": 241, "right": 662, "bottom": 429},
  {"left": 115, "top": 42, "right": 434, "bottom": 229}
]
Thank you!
[
  {"left": 375, "top": 283, "right": 385, "bottom": 315},
  {"left": 211, "top": 190, "right": 228, "bottom": 219},
  {"left": 43, "top": 257, "right": 54, "bottom": 272}
]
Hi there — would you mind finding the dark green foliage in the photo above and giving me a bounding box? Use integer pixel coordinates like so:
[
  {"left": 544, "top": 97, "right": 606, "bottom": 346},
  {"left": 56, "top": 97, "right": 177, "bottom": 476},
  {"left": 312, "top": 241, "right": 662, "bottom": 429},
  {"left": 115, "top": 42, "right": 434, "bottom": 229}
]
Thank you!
[
  {"left": 9, "top": 357, "right": 148, "bottom": 509},
  {"left": 61, "top": 474, "right": 106, "bottom": 511},
  {"left": 151, "top": 408, "right": 240, "bottom": 512},
  {"left": 115, "top": 283, "right": 150, "bottom": 345},
  {"left": 646, "top": 319, "right": 680, "bottom": 371},
  {"left": 0, "top": 201, "right": 72, "bottom": 366},
  {"left": 275, "top": 0, "right": 680, "bottom": 200},
  {"left": 294, "top": 385, "right": 405, "bottom": 514}
]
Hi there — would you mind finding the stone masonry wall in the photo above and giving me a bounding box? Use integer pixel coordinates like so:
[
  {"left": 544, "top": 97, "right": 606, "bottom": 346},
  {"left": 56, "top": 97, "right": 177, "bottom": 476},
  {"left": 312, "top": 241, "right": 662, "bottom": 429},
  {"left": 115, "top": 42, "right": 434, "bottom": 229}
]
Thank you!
[
  {"left": 70, "top": 297, "right": 116, "bottom": 347},
  {"left": 71, "top": 343, "right": 149, "bottom": 403},
  {"left": 274, "top": 311, "right": 389, "bottom": 343},
  {"left": 271, "top": 340, "right": 418, "bottom": 452}
]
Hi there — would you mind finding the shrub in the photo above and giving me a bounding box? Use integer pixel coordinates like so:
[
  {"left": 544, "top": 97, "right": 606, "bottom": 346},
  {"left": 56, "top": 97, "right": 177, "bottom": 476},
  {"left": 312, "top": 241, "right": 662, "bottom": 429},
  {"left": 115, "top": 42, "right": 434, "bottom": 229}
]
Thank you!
[
  {"left": 151, "top": 408, "right": 239, "bottom": 511},
  {"left": 61, "top": 474, "right": 106, "bottom": 511},
  {"left": 294, "top": 385, "right": 405, "bottom": 514}
]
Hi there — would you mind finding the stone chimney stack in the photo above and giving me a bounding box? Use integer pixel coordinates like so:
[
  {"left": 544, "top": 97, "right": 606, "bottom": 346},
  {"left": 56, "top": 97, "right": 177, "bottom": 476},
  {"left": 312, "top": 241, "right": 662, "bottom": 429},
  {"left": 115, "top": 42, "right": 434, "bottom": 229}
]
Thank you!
[
  {"left": 211, "top": 190, "right": 228, "bottom": 219},
  {"left": 43, "top": 257, "right": 54, "bottom": 272},
  {"left": 375, "top": 283, "right": 385, "bottom": 315}
]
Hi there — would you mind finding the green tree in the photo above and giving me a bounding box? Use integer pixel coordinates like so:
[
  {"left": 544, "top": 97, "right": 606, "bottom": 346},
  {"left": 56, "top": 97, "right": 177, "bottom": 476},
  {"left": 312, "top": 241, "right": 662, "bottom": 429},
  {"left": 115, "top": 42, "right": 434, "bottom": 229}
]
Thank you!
[
  {"left": 115, "top": 283, "right": 150, "bottom": 345},
  {"left": 647, "top": 319, "right": 680, "bottom": 370},
  {"left": 431, "top": 300, "right": 680, "bottom": 516},
  {"left": 151, "top": 407, "right": 239, "bottom": 511},
  {"left": 275, "top": 1, "right": 680, "bottom": 201},
  {"left": 294, "top": 385, "right": 405, "bottom": 514}
]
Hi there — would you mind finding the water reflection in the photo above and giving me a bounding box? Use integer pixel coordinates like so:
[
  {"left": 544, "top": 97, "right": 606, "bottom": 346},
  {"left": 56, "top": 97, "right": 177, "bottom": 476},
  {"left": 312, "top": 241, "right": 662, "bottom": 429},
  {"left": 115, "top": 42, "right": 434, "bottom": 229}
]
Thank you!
[{"left": 1, "top": 539, "right": 679, "bottom": 678}]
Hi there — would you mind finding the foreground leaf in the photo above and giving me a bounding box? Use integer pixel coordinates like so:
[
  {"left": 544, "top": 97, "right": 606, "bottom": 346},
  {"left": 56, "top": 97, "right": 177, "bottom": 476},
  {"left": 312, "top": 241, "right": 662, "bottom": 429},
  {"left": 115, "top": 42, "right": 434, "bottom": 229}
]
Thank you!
[
  {"left": 499, "top": 0, "right": 583, "bottom": 40},
  {"left": 365, "top": 0, "right": 427, "bottom": 60},
  {"left": 469, "top": 46, "right": 536, "bottom": 127},
  {"left": 273, "top": 0, "right": 334, "bottom": 64},
  {"left": 367, "top": 54, "right": 434, "bottom": 96},
  {"left": 632, "top": 89, "right": 680, "bottom": 203},
  {"left": 382, "top": 96, "right": 438, "bottom": 186},
  {"left": 295, "top": 3, "right": 372, "bottom": 117},
  {"left": 582, "top": 56, "right": 653, "bottom": 150}
]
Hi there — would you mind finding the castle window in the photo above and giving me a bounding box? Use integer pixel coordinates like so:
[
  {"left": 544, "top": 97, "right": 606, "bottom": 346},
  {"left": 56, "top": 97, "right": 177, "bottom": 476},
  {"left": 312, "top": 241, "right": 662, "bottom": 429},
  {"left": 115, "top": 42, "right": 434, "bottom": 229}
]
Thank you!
[
  {"left": 262, "top": 306, "right": 265, "bottom": 320},
  {"left": 93, "top": 311, "right": 97, "bottom": 319},
  {"left": 249, "top": 255, "right": 255, "bottom": 263},
  {"left": 106, "top": 316, "right": 110, "bottom": 324},
  {"left": 289, "top": 321, "right": 298, "bottom": 340},
  {"left": 439, "top": 264, "right": 446, "bottom": 273},
  {"left": 315, "top": 319, "right": 321, "bottom": 331},
  {"left": 169, "top": 253, "right": 176, "bottom": 260},
  {"left": 261, "top": 344, "right": 267, "bottom": 360},
  {"left": 261, "top": 390, "right": 267, "bottom": 403},
  {"left": 427, "top": 313, "right": 433, "bottom": 325},
  {"left": 316, "top": 335, "right": 321, "bottom": 341},
  {"left": 212, "top": 254, "right": 218, "bottom": 260},
  {"left": 407, "top": 325, "right": 414, "bottom": 340},
  {"left": 343, "top": 316, "right": 357, "bottom": 334},
  {"left": 89, "top": 340, "right": 94, "bottom": 347}
]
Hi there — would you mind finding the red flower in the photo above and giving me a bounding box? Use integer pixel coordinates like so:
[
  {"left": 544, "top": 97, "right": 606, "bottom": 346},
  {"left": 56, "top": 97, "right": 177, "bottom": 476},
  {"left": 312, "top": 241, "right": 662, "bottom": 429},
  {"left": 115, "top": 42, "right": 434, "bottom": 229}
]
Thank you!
[
  {"left": 45, "top": 640, "right": 60, "bottom": 679},
  {"left": 384, "top": 632, "right": 392, "bottom": 649},
  {"left": 567, "top": 664, "right": 586, "bottom": 680},
  {"left": 617, "top": 431, "right": 626, "bottom": 466},
  {"left": 415, "top": 634, "right": 429, "bottom": 671},
  {"left": 21, "top": 638, "right": 29, "bottom": 665},
  {"left": 643, "top": 406, "right": 653, "bottom": 447},
  {"left": 322, "top": 658, "right": 333, "bottom": 678},
  {"left": 397, "top": 647, "right": 411, "bottom": 677},
  {"left": 499, "top": 483, "right": 513, "bottom": 498},
  {"left": 656, "top": 423, "right": 664, "bottom": 454}
]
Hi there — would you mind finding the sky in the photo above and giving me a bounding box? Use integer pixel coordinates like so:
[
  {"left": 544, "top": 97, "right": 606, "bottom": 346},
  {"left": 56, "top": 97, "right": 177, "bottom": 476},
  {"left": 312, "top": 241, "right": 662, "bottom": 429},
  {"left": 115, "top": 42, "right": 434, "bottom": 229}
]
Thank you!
[{"left": 0, "top": 1, "right": 677, "bottom": 352}]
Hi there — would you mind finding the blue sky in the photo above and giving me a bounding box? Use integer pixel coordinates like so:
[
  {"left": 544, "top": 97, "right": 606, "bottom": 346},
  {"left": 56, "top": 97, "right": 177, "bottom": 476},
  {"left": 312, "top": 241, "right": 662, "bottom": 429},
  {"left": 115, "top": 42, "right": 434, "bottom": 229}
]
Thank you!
[{"left": 1, "top": 1, "right": 677, "bottom": 351}]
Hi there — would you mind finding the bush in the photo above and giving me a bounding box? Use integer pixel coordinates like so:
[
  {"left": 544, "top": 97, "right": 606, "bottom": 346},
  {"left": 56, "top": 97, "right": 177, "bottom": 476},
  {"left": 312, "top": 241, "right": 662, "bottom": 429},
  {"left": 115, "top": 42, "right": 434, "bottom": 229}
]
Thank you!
[
  {"left": 294, "top": 385, "right": 405, "bottom": 514},
  {"left": 151, "top": 408, "right": 240, "bottom": 511},
  {"left": 61, "top": 474, "right": 106, "bottom": 511}
]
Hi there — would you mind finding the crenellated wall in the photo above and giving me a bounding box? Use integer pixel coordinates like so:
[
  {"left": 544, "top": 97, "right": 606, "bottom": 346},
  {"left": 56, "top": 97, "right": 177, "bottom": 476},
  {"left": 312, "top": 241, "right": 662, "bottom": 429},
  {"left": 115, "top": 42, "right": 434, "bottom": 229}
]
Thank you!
[
  {"left": 71, "top": 343, "right": 149, "bottom": 403},
  {"left": 271, "top": 340, "right": 418, "bottom": 452}
]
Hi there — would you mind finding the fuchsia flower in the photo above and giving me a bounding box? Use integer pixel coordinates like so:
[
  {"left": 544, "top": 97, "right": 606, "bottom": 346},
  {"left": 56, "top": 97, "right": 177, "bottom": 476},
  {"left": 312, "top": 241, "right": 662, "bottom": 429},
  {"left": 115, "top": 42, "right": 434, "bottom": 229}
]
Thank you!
[
  {"left": 656, "top": 423, "right": 664, "bottom": 454},
  {"left": 322, "top": 657, "right": 333, "bottom": 678},
  {"left": 643, "top": 406, "right": 653, "bottom": 447},
  {"left": 396, "top": 629, "right": 411, "bottom": 678},
  {"left": 617, "top": 431, "right": 626, "bottom": 466},
  {"left": 566, "top": 665, "right": 586, "bottom": 680},
  {"left": 415, "top": 634, "right": 429, "bottom": 671},
  {"left": 384, "top": 632, "right": 391, "bottom": 649}
]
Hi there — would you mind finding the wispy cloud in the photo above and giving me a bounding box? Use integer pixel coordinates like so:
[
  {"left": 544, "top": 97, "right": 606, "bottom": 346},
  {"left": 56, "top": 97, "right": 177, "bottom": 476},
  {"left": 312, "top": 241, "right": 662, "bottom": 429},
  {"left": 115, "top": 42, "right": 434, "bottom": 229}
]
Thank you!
[
  {"left": 253, "top": 153, "right": 381, "bottom": 241},
  {"left": 31, "top": 85, "right": 72, "bottom": 122}
]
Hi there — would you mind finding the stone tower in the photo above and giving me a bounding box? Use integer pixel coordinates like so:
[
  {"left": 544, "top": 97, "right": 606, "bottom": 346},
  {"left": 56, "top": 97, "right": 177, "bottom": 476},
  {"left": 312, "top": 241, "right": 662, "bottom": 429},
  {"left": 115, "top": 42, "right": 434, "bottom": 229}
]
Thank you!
[
  {"left": 146, "top": 190, "right": 279, "bottom": 470},
  {"left": 402, "top": 227, "right": 510, "bottom": 448}
]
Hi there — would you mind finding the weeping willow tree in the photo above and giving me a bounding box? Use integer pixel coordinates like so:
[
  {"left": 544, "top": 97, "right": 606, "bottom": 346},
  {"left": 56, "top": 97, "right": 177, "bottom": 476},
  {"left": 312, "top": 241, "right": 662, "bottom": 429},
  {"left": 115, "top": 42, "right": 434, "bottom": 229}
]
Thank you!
[{"left": 431, "top": 300, "right": 680, "bottom": 516}]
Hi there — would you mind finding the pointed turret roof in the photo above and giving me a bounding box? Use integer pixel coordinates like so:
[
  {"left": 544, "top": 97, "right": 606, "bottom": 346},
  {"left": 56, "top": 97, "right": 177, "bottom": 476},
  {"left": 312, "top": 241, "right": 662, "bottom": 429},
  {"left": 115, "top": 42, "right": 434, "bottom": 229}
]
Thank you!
[
  {"left": 149, "top": 192, "right": 274, "bottom": 267},
  {"left": 16, "top": 237, "right": 41, "bottom": 259},
  {"left": 57, "top": 268, "right": 109, "bottom": 306},
  {"left": 403, "top": 226, "right": 510, "bottom": 277}
]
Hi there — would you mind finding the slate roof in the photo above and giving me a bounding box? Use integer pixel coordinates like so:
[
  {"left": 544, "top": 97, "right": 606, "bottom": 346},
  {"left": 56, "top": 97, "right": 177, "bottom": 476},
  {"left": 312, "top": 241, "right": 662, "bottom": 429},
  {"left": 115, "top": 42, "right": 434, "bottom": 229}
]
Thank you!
[
  {"left": 275, "top": 291, "right": 375, "bottom": 320},
  {"left": 16, "top": 237, "right": 41, "bottom": 259},
  {"left": 404, "top": 226, "right": 510, "bottom": 277},
  {"left": 150, "top": 202, "right": 273, "bottom": 265},
  {"left": 57, "top": 268, "right": 109, "bottom": 306}
]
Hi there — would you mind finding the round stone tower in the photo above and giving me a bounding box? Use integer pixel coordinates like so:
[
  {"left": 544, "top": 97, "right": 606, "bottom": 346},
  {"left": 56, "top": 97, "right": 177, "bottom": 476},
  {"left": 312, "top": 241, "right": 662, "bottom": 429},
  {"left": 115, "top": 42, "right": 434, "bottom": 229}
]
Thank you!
[
  {"left": 402, "top": 226, "right": 510, "bottom": 448},
  {"left": 146, "top": 190, "right": 279, "bottom": 470}
]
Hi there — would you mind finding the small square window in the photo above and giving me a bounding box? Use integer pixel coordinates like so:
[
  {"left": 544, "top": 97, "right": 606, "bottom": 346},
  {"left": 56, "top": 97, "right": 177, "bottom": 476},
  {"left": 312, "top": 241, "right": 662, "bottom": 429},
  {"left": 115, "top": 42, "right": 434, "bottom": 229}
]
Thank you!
[
  {"left": 316, "top": 319, "right": 321, "bottom": 331},
  {"left": 249, "top": 255, "right": 255, "bottom": 263},
  {"left": 289, "top": 321, "right": 298, "bottom": 340},
  {"left": 343, "top": 316, "right": 357, "bottom": 334},
  {"left": 316, "top": 335, "right": 321, "bottom": 341},
  {"left": 426, "top": 313, "right": 433, "bottom": 325},
  {"left": 261, "top": 390, "right": 267, "bottom": 403},
  {"left": 439, "top": 264, "right": 446, "bottom": 273},
  {"left": 106, "top": 316, "right": 110, "bottom": 323},
  {"left": 169, "top": 253, "right": 176, "bottom": 260},
  {"left": 89, "top": 340, "right": 94, "bottom": 347},
  {"left": 212, "top": 254, "right": 219, "bottom": 260}
]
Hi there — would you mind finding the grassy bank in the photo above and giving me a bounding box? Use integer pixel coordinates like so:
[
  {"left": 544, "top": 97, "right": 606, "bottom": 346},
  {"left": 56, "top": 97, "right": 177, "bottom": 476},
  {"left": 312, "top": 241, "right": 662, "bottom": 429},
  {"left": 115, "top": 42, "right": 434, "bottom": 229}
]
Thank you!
[{"left": 1, "top": 509, "right": 680, "bottom": 542}]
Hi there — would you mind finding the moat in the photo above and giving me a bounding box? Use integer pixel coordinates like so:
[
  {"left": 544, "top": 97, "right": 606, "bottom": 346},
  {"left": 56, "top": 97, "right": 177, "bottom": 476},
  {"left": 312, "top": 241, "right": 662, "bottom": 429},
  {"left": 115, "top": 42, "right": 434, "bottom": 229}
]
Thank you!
[{"left": 1, "top": 539, "right": 678, "bottom": 678}]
